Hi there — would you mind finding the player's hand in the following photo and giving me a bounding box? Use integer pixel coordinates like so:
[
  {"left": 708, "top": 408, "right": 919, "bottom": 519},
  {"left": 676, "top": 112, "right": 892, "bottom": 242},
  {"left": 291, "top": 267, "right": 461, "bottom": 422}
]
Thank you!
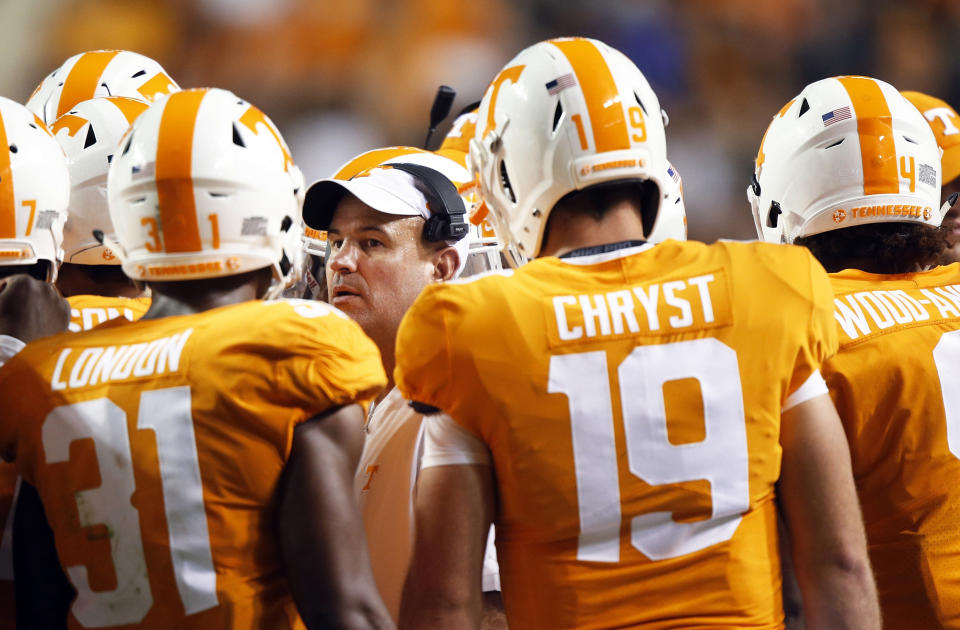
[{"left": 0, "top": 274, "right": 70, "bottom": 342}]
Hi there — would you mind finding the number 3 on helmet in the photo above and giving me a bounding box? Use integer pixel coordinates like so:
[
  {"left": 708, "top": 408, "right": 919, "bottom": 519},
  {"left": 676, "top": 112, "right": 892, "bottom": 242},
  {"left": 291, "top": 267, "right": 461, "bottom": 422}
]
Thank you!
[{"left": 107, "top": 88, "right": 303, "bottom": 293}]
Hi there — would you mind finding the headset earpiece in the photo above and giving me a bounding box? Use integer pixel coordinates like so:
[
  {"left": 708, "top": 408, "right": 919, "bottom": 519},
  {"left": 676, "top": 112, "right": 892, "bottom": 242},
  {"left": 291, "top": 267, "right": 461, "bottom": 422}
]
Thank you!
[{"left": 389, "top": 162, "right": 468, "bottom": 243}]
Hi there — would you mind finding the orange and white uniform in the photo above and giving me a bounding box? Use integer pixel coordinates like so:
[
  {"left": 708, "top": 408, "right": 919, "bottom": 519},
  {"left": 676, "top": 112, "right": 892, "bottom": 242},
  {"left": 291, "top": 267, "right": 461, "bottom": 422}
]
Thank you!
[
  {"left": 0, "top": 294, "right": 151, "bottom": 625},
  {"left": 396, "top": 240, "right": 838, "bottom": 629},
  {"left": 823, "top": 265, "right": 960, "bottom": 627},
  {"left": 0, "top": 298, "right": 385, "bottom": 629},
  {"left": 68, "top": 294, "right": 151, "bottom": 332}
]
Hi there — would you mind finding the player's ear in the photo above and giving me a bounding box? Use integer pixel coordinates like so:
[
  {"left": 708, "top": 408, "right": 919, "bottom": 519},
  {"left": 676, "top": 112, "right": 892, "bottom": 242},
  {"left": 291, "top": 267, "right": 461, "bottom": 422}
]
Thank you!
[{"left": 433, "top": 246, "right": 460, "bottom": 282}]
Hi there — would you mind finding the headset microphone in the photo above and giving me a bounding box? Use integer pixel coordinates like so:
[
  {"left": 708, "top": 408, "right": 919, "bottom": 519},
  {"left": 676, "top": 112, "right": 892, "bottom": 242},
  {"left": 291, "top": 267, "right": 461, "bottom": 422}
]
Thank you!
[{"left": 424, "top": 85, "right": 456, "bottom": 150}]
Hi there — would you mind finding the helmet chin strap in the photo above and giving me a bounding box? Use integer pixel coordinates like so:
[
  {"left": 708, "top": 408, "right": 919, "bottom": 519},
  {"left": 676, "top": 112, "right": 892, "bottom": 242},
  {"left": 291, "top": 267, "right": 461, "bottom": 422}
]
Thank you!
[
  {"left": 940, "top": 192, "right": 959, "bottom": 223},
  {"left": 263, "top": 261, "right": 290, "bottom": 300}
]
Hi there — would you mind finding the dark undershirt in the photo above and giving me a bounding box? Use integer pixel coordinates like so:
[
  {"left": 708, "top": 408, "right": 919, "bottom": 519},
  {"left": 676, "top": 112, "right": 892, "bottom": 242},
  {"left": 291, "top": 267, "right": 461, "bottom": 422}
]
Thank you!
[{"left": 558, "top": 239, "right": 648, "bottom": 259}]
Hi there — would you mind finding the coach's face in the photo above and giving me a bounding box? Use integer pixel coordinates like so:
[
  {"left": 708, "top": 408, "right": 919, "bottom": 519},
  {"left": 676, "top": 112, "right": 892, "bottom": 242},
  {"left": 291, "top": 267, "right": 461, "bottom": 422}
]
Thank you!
[{"left": 325, "top": 195, "right": 457, "bottom": 353}]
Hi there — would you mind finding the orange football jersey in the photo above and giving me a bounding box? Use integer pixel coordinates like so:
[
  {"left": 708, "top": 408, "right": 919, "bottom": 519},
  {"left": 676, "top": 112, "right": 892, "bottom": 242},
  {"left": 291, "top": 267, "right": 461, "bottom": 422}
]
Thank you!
[
  {"left": 396, "top": 240, "right": 838, "bottom": 629},
  {"left": 67, "top": 294, "right": 151, "bottom": 332},
  {"left": 0, "top": 299, "right": 385, "bottom": 629},
  {"left": 0, "top": 294, "right": 150, "bottom": 628},
  {"left": 0, "top": 458, "right": 15, "bottom": 629},
  {"left": 823, "top": 264, "right": 960, "bottom": 627}
]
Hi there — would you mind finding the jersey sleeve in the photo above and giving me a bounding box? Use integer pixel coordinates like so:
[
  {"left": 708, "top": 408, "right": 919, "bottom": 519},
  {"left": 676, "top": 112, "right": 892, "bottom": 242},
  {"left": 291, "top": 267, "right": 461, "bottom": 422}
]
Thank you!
[
  {"left": 420, "top": 413, "right": 492, "bottom": 469},
  {"left": 785, "top": 250, "right": 839, "bottom": 406},
  {"left": 0, "top": 336, "right": 24, "bottom": 368},
  {"left": 0, "top": 346, "right": 47, "bottom": 466},
  {"left": 394, "top": 284, "right": 457, "bottom": 413},
  {"left": 270, "top": 301, "right": 387, "bottom": 417}
]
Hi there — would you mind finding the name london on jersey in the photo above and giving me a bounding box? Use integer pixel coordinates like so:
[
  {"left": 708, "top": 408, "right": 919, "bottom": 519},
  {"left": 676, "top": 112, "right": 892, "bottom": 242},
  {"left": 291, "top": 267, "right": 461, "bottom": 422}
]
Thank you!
[
  {"left": 834, "top": 284, "right": 960, "bottom": 341},
  {"left": 50, "top": 329, "right": 194, "bottom": 391}
]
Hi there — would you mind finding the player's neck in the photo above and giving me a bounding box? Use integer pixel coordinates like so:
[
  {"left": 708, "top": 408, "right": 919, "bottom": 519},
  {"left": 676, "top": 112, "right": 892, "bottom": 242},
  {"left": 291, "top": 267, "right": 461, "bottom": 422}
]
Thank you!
[
  {"left": 56, "top": 263, "right": 144, "bottom": 298},
  {"left": 141, "top": 269, "right": 272, "bottom": 319},
  {"left": 372, "top": 333, "right": 396, "bottom": 404},
  {"left": 538, "top": 200, "right": 647, "bottom": 258}
]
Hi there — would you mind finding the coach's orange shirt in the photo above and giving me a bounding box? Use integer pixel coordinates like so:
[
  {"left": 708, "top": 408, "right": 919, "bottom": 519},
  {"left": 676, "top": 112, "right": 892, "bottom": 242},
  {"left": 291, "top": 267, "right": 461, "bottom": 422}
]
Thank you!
[
  {"left": 67, "top": 294, "right": 151, "bottom": 332},
  {"left": 396, "top": 240, "right": 838, "bottom": 629},
  {"left": 0, "top": 299, "right": 385, "bottom": 630},
  {"left": 824, "top": 264, "right": 960, "bottom": 628}
]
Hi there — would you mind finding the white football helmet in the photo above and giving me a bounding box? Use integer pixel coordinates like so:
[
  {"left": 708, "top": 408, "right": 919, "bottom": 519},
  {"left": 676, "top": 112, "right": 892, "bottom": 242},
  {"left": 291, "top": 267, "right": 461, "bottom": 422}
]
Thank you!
[
  {"left": 107, "top": 88, "right": 302, "bottom": 291},
  {"left": 308, "top": 146, "right": 500, "bottom": 278},
  {"left": 750, "top": 76, "right": 944, "bottom": 244},
  {"left": 52, "top": 96, "right": 149, "bottom": 265},
  {"left": 648, "top": 161, "right": 687, "bottom": 243},
  {"left": 27, "top": 50, "right": 179, "bottom": 125},
  {"left": 437, "top": 107, "right": 478, "bottom": 168},
  {"left": 469, "top": 37, "right": 669, "bottom": 264},
  {"left": 0, "top": 97, "right": 70, "bottom": 281}
]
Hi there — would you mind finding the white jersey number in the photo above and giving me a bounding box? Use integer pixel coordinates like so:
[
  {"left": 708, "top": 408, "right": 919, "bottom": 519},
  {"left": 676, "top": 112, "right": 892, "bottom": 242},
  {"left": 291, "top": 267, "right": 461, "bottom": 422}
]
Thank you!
[
  {"left": 934, "top": 330, "right": 960, "bottom": 459},
  {"left": 548, "top": 338, "right": 750, "bottom": 562},
  {"left": 42, "top": 387, "right": 217, "bottom": 628}
]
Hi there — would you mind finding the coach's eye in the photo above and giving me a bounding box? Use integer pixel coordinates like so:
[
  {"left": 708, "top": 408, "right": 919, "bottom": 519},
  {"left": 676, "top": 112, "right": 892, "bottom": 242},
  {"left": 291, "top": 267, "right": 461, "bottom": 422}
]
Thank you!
[
  {"left": 364, "top": 238, "right": 383, "bottom": 248},
  {"left": 330, "top": 239, "right": 343, "bottom": 249}
]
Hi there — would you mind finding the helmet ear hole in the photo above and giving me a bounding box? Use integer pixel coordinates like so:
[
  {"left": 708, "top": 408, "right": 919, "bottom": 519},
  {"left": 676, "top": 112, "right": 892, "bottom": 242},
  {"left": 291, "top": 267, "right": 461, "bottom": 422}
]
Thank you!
[
  {"left": 83, "top": 125, "right": 97, "bottom": 149},
  {"left": 232, "top": 123, "right": 245, "bottom": 148},
  {"left": 500, "top": 160, "right": 517, "bottom": 204},
  {"left": 639, "top": 180, "right": 659, "bottom": 236},
  {"left": 552, "top": 101, "right": 563, "bottom": 132},
  {"left": 634, "top": 91, "right": 647, "bottom": 115},
  {"left": 767, "top": 201, "right": 782, "bottom": 228},
  {"left": 798, "top": 98, "right": 810, "bottom": 117}
]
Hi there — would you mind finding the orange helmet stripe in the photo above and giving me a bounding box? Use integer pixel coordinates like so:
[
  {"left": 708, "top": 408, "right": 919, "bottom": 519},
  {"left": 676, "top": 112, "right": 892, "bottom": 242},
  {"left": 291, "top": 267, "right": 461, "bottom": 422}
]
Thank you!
[
  {"left": 552, "top": 38, "right": 630, "bottom": 153},
  {"left": 155, "top": 90, "right": 205, "bottom": 253},
  {"left": 333, "top": 146, "right": 426, "bottom": 180},
  {"left": 108, "top": 97, "right": 149, "bottom": 124},
  {"left": 57, "top": 50, "right": 120, "bottom": 119},
  {"left": 0, "top": 114, "right": 14, "bottom": 238},
  {"left": 837, "top": 76, "right": 899, "bottom": 195}
]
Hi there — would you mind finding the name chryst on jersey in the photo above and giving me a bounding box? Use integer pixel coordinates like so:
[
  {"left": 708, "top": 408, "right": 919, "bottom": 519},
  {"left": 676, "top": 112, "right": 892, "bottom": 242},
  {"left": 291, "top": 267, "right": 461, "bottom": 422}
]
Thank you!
[
  {"left": 549, "top": 271, "right": 732, "bottom": 345},
  {"left": 833, "top": 284, "right": 960, "bottom": 341}
]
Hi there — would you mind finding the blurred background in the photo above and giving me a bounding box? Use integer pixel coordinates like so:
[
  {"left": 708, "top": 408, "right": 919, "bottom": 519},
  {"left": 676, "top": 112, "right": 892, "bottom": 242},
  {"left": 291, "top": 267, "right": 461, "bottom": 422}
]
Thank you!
[{"left": 3, "top": 0, "right": 959, "bottom": 242}]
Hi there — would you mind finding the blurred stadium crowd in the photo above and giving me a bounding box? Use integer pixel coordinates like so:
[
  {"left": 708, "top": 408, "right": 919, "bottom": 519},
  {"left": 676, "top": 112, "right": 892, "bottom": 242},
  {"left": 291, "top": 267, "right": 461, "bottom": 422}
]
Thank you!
[{"left": 2, "top": 0, "right": 957, "bottom": 241}]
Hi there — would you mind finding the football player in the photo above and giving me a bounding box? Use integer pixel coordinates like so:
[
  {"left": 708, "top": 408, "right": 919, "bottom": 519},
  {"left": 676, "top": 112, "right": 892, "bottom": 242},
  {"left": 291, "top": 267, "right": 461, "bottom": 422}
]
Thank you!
[
  {"left": 396, "top": 38, "right": 879, "bottom": 628},
  {"left": 302, "top": 147, "right": 502, "bottom": 624},
  {"left": 11, "top": 95, "right": 160, "bottom": 629},
  {"left": 0, "top": 88, "right": 393, "bottom": 629},
  {"left": 0, "top": 95, "right": 71, "bottom": 628},
  {"left": 903, "top": 90, "right": 960, "bottom": 264},
  {"left": 752, "top": 76, "right": 960, "bottom": 627},
  {"left": 51, "top": 97, "right": 153, "bottom": 329},
  {"left": 27, "top": 50, "right": 179, "bottom": 126}
]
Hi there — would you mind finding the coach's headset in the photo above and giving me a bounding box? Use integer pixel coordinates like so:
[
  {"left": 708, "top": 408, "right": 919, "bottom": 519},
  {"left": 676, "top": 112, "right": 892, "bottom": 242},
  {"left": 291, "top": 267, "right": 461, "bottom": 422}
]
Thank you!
[
  {"left": 390, "top": 162, "right": 469, "bottom": 243},
  {"left": 302, "top": 162, "right": 469, "bottom": 265}
]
